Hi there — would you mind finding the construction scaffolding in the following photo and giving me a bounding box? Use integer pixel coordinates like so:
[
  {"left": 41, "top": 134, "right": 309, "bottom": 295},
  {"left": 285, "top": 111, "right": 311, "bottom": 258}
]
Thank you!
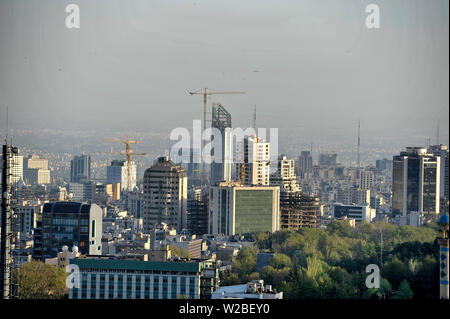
[{"left": 280, "top": 192, "right": 322, "bottom": 230}]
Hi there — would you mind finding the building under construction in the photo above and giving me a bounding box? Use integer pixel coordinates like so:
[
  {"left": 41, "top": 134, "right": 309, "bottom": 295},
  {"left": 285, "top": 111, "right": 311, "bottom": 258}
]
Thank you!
[{"left": 280, "top": 192, "right": 322, "bottom": 230}]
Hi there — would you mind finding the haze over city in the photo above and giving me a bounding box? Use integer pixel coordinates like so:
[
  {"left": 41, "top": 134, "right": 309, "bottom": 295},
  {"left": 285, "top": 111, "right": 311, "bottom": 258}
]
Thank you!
[{"left": 0, "top": 0, "right": 448, "bottom": 164}]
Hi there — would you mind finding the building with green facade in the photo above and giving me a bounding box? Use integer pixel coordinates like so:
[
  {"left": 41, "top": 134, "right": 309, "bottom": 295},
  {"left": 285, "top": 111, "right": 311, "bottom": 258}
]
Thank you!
[
  {"left": 209, "top": 182, "right": 280, "bottom": 235},
  {"left": 68, "top": 257, "right": 219, "bottom": 299}
]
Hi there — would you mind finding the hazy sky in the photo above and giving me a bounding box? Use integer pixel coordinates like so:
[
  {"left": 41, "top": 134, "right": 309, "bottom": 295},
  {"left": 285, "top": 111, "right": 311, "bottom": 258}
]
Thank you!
[{"left": 0, "top": 0, "right": 448, "bottom": 147}]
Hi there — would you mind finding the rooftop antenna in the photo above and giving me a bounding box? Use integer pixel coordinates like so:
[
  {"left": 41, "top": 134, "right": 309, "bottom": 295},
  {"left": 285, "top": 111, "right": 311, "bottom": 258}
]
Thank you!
[
  {"left": 437, "top": 120, "right": 440, "bottom": 145},
  {"left": 253, "top": 104, "right": 256, "bottom": 131},
  {"left": 357, "top": 119, "right": 360, "bottom": 169}
]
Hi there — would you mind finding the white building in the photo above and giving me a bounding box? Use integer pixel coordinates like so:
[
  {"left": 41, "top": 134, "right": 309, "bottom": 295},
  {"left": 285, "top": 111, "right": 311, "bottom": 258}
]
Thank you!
[
  {"left": 332, "top": 203, "right": 376, "bottom": 223},
  {"left": 242, "top": 135, "right": 270, "bottom": 186},
  {"left": 270, "top": 155, "right": 300, "bottom": 193},
  {"left": 212, "top": 280, "right": 283, "bottom": 299}
]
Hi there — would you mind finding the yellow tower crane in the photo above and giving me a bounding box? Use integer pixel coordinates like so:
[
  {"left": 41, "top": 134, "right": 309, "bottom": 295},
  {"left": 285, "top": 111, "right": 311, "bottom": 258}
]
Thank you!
[{"left": 99, "top": 134, "right": 146, "bottom": 191}]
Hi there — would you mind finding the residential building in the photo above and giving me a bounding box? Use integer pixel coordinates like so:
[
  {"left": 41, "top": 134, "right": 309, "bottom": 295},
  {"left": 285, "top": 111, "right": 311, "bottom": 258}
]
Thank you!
[
  {"left": 143, "top": 157, "right": 187, "bottom": 233},
  {"left": 241, "top": 135, "right": 270, "bottom": 186}
]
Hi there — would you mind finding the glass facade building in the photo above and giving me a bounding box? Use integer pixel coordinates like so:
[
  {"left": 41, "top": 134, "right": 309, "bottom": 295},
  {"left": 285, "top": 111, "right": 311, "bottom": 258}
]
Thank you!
[{"left": 41, "top": 202, "right": 102, "bottom": 259}]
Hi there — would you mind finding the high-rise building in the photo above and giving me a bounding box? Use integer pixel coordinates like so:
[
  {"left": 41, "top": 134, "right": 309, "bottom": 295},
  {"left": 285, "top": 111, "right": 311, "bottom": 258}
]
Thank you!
[
  {"left": 359, "top": 170, "right": 374, "bottom": 190},
  {"left": 107, "top": 159, "right": 136, "bottom": 191},
  {"left": 187, "top": 187, "right": 209, "bottom": 236},
  {"left": 209, "top": 182, "right": 280, "bottom": 235},
  {"left": 70, "top": 155, "right": 91, "bottom": 183},
  {"left": 241, "top": 135, "right": 270, "bottom": 186},
  {"left": 270, "top": 155, "right": 300, "bottom": 193},
  {"left": 319, "top": 153, "right": 338, "bottom": 167},
  {"left": 392, "top": 147, "right": 440, "bottom": 216},
  {"left": 297, "top": 151, "right": 313, "bottom": 177},
  {"left": 428, "top": 144, "right": 449, "bottom": 200},
  {"left": 143, "top": 157, "right": 187, "bottom": 233},
  {"left": 210, "top": 103, "right": 233, "bottom": 186},
  {"left": 40, "top": 202, "right": 102, "bottom": 259},
  {"left": 187, "top": 148, "right": 201, "bottom": 187},
  {"left": 376, "top": 158, "right": 392, "bottom": 172}
]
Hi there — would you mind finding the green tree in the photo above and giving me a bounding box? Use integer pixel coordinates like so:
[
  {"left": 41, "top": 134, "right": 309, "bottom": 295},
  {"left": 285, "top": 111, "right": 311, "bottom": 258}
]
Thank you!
[
  {"left": 12, "top": 260, "right": 67, "bottom": 299},
  {"left": 392, "top": 280, "right": 414, "bottom": 299}
]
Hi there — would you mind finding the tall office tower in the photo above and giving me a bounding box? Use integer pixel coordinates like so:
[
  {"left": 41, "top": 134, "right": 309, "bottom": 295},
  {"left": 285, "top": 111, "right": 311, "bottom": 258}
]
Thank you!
[
  {"left": 376, "top": 158, "right": 393, "bottom": 172},
  {"left": 209, "top": 182, "right": 280, "bottom": 236},
  {"left": 297, "top": 151, "right": 313, "bottom": 177},
  {"left": 359, "top": 170, "right": 374, "bottom": 190},
  {"left": 126, "top": 190, "right": 144, "bottom": 219},
  {"left": 107, "top": 159, "right": 136, "bottom": 191},
  {"left": 40, "top": 202, "right": 102, "bottom": 259},
  {"left": 241, "top": 135, "right": 270, "bottom": 186},
  {"left": 23, "top": 155, "right": 50, "bottom": 185},
  {"left": 392, "top": 147, "right": 440, "bottom": 216},
  {"left": 318, "top": 153, "right": 338, "bottom": 167},
  {"left": 428, "top": 145, "right": 449, "bottom": 201},
  {"left": 187, "top": 187, "right": 209, "bottom": 236},
  {"left": 143, "top": 157, "right": 187, "bottom": 233},
  {"left": 187, "top": 148, "right": 201, "bottom": 187},
  {"left": 210, "top": 104, "right": 233, "bottom": 186},
  {"left": 70, "top": 155, "right": 91, "bottom": 183},
  {"left": 270, "top": 155, "right": 300, "bottom": 194}
]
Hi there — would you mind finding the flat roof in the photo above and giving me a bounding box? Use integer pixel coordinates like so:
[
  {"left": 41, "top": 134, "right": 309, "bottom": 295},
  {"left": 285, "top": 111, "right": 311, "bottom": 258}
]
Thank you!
[{"left": 70, "top": 258, "right": 202, "bottom": 273}]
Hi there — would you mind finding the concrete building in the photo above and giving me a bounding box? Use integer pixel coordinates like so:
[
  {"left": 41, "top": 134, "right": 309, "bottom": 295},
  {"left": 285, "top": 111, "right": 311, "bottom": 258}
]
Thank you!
[
  {"left": 45, "top": 245, "right": 81, "bottom": 268},
  {"left": 359, "top": 170, "right": 375, "bottom": 190},
  {"left": 107, "top": 159, "right": 137, "bottom": 191},
  {"left": 270, "top": 155, "right": 300, "bottom": 193},
  {"left": 70, "top": 155, "right": 91, "bottom": 183},
  {"left": 212, "top": 280, "right": 283, "bottom": 299},
  {"left": 241, "top": 135, "right": 270, "bottom": 186},
  {"left": 319, "top": 153, "right": 338, "bottom": 167},
  {"left": 23, "top": 155, "right": 50, "bottom": 184},
  {"left": 209, "top": 182, "right": 280, "bottom": 235},
  {"left": 336, "top": 187, "right": 370, "bottom": 206},
  {"left": 143, "top": 157, "right": 187, "bottom": 233},
  {"left": 392, "top": 147, "right": 440, "bottom": 216},
  {"left": 280, "top": 193, "right": 322, "bottom": 230},
  {"left": 297, "top": 151, "right": 313, "bottom": 177},
  {"left": 332, "top": 203, "right": 376, "bottom": 223},
  {"left": 68, "top": 257, "right": 219, "bottom": 299},
  {"left": 210, "top": 103, "right": 233, "bottom": 186},
  {"left": 40, "top": 202, "right": 102, "bottom": 259}
]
